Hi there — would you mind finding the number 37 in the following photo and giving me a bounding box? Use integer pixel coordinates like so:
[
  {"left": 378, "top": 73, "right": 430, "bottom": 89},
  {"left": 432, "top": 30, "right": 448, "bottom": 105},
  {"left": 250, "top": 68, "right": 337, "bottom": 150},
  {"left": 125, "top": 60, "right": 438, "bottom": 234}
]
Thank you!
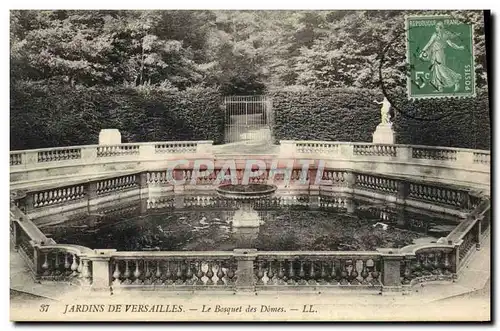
[{"left": 39, "top": 304, "right": 50, "bottom": 312}]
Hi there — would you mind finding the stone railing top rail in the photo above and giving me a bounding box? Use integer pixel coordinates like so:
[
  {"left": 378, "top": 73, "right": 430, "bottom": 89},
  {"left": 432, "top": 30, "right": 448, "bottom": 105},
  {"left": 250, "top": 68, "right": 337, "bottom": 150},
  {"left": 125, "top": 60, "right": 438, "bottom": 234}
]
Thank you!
[
  {"left": 9, "top": 140, "right": 490, "bottom": 155},
  {"left": 111, "top": 251, "right": 237, "bottom": 258},
  {"left": 252, "top": 251, "right": 383, "bottom": 257},
  {"left": 446, "top": 202, "right": 490, "bottom": 243},
  {"left": 10, "top": 204, "right": 48, "bottom": 243},
  {"left": 398, "top": 243, "right": 455, "bottom": 255},
  {"left": 101, "top": 250, "right": 400, "bottom": 258},
  {"left": 36, "top": 243, "right": 95, "bottom": 255},
  {"left": 10, "top": 140, "right": 214, "bottom": 154},
  {"left": 281, "top": 140, "right": 490, "bottom": 154}
]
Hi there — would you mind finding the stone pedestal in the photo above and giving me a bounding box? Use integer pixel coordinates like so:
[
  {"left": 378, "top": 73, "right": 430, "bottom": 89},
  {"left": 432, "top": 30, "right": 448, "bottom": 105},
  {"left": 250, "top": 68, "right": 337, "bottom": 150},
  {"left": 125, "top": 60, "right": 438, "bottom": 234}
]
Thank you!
[
  {"left": 234, "top": 249, "right": 257, "bottom": 291},
  {"left": 378, "top": 252, "right": 403, "bottom": 290},
  {"left": 372, "top": 124, "right": 396, "bottom": 144},
  {"left": 89, "top": 249, "right": 116, "bottom": 292},
  {"left": 99, "top": 129, "right": 121, "bottom": 145}
]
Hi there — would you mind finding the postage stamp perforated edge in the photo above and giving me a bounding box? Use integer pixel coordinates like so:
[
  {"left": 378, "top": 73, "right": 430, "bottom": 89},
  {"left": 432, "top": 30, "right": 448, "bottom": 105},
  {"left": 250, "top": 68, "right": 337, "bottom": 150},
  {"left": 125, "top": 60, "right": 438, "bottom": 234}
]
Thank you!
[{"left": 404, "top": 14, "right": 477, "bottom": 100}]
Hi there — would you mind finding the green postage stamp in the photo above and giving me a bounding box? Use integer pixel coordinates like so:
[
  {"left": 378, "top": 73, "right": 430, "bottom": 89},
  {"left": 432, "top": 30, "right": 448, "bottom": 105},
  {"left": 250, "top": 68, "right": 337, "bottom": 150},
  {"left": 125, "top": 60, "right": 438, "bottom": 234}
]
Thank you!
[{"left": 406, "top": 15, "right": 476, "bottom": 99}]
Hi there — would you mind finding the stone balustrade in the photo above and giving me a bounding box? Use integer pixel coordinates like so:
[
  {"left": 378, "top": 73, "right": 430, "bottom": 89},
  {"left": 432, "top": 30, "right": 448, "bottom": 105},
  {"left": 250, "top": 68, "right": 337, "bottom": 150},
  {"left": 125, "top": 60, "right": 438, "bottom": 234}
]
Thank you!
[
  {"left": 295, "top": 141, "right": 340, "bottom": 155},
  {"left": 353, "top": 144, "right": 397, "bottom": 157},
  {"left": 400, "top": 246, "right": 455, "bottom": 286},
  {"left": 10, "top": 140, "right": 489, "bottom": 194},
  {"left": 10, "top": 186, "right": 490, "bottom": 293},
  {"left": 281, "top": 141, "right": 490, "bottom": 192},
  {"left": 408, "top": 182, "right": 469, "bottom": 208},
  {"left": 155, "top": 142, "right": 198, "bottom": 154},
  {"left": 36, "top": 245, "right": 93, "bottom": 285},
  {"left": 96, "top": 175, "right": 138, "bottom": 196},
  {"left": 253, "top": 252, "right": 382, "bottom": 288},
  {"left": 411, "top": 146, "right": 457, "bottom": 161},
  {"left": 33, "top": 184, "right": 86, "bottom": 208},
  {"left": 355, "top": 173, "right": 399, "bottom": 194},
  {"left": 10, "top": 141, "right": 213, "bottom": 167},
  {"left": 473, "top": 151, "right": 490, "bottom": 165},
  {"left": 38, "top": 147, "right": 82, "bottom": 162},
  {"left": 15, "top": 165, "right": 483, "bottom": 222},
  {"left": 110, "top": 252, "right": 238, "bottom": 290},
  {"left": 97, "top": 144, "right": 140, "bottom": 157}
]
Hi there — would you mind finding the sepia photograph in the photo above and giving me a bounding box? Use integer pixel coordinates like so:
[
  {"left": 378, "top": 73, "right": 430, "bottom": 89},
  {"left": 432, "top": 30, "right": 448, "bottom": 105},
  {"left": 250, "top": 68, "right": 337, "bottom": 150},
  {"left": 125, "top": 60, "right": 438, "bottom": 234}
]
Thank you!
[{"left": 8, "top": 7, "right": 491, "bottom": 322}]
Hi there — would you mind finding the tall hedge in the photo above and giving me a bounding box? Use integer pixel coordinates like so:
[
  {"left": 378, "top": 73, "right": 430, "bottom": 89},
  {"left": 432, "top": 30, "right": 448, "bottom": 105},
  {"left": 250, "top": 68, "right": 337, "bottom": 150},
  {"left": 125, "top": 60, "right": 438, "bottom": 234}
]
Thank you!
[
  {"left": 10, "top": 82, "right": 225, "bottom": 150},
  {"left": 270, "top": 87, "right": 491, "bottom": 150}
]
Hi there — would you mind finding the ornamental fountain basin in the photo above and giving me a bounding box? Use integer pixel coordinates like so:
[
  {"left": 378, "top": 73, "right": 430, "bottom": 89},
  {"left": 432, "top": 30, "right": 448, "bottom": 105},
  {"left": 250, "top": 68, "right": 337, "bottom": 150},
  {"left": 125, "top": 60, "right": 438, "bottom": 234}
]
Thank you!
[{"left": 38, "top": 191, "right": 461, "bottom": 252}]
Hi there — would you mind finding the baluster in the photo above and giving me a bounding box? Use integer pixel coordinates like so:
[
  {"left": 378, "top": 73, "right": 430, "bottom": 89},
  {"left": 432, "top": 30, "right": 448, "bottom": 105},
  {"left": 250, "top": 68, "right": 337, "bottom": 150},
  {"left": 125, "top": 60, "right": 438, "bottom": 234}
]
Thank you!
[
  {"left": 77, "top": 256, "right": 83, "bottom": 277},
  {"left": 63, "top": 253, "right": 71, "bottom": 276},
  {"left": 122, "top": 260, "right": 131, "bottom": 285},
  {"left": 112, "top": 261, "right": 121, "bottom": 286},
  {"left": 81, "top": 260, "right": 91, "bottom": 285},
  {"left": 277, "top": 261, "right": 285, "bottom": 285},
  {"left": 47, "top": 191, "right": 54, "bottom": 205},
  {"left": 175, "top": 261, "right": 184, "bottom": 285},
  {"left": 340, "top": 260, "right": 349, "bottom": 285},
  {"left": 370, "top": 261, "right": 380, "bottom": 284},
  {"left": 287, "top": 260, "right": 295, "bottom": 285},
  {"left": 297, "top": 261, "right": 306, "bottom": 285},
  {"left": 133, "top": 260, "right": 142, "bottom": 284},
  {"left": 71, "top": 254, "right": 78, "bottom": 276},
  {"left": 42, "top": 192, "right": 48, "bottom": 206},
  {"left": 185, "top": 261, "right": 194, "bottom": 285},
  {"left": 443, "top": 252, "right": 452, "bottom": 275},
  {"left": 350, "top": 260, "right": 359, "bottom": 285},
  {"left": 307, "top": 260, "right": 317, "bottom": 285},
  {"left": 360, "top": 260, "right": 369, "bottom": 285},
  {"left": 53, "top": 252, "right": 61, "bottom": 276},
  {"left": 431, "top": 252, "right": 441, "bottom": 275},
  {"left": 422, "top": 253, "right": 432, "bottom": 275},
  {"left": 42, "top": 252, "right": 50, "bottom": 276},
  {"left": 216, "top": 261, "right": 225, "bottom": 285},
  {"left": 329, "top": 261, "right": 339, "bottom": 285},
  {"left": 195, "top": 261, "right": 205, "bottom": 285},
  {"left": 153, "top": 261, "right": 163, "bottom": 285},
  {"left": 255, "top": 261, "right": 265, "bottom": 285},
  {"left": 205, "top": 262, "right": 215, "bottom": 285},
  {"left": 161, "top": 261, "right": 172, "bottom": 285},
  {"left": 266, "top": 260, "right": 275, "bottom": 286},
  {"left": 317, "top": 261, "right": 327, "bottom": 285}
]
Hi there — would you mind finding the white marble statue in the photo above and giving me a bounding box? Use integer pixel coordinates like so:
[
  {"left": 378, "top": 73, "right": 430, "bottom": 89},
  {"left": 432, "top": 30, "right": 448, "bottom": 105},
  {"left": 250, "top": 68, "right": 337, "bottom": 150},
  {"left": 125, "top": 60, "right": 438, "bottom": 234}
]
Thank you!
[{"left": 374, "top": 97, "right": 392, "bottom": 125}]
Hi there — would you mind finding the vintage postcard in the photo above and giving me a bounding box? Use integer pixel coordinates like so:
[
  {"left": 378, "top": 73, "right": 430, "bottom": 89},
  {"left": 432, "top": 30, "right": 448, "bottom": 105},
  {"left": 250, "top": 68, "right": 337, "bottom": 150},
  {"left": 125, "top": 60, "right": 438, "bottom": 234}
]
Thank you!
[{"left": 9, "top": 9, "right": 491, "bottom": 322}]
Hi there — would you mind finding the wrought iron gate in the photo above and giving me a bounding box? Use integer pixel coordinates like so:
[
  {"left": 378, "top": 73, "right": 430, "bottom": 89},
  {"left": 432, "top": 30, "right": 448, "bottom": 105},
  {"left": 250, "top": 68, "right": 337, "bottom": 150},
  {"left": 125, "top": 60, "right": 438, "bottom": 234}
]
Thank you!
[{"left": 223, "top": 95, "right": 272, "bottom": 143}]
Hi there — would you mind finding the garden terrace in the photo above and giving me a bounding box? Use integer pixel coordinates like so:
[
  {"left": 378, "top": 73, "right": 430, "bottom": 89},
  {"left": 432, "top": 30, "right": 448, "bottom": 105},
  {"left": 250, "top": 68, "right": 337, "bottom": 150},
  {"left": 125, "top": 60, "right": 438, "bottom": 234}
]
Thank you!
[{"left": 9, "top": 138, "right": 490, "bottom": 294}]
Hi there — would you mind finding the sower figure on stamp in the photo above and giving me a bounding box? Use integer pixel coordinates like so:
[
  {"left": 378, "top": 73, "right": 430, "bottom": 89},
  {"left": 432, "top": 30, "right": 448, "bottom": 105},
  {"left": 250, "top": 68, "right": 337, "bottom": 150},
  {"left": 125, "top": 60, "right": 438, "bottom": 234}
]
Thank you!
[{"left": 419, "top": 22, "right": 465, "bottom": 92}]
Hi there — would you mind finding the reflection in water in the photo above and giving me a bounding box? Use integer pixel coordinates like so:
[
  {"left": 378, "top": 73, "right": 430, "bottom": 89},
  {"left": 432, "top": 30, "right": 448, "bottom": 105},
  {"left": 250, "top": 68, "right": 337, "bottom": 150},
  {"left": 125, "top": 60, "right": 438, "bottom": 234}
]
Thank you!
[{"left": 39, "top": 193, "right": 461, "bottom": 252}]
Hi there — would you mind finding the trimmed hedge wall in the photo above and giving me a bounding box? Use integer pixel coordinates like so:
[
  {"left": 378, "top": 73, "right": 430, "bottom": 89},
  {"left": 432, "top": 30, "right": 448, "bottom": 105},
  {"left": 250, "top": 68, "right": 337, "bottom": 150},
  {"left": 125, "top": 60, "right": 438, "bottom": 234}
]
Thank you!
[
  {"left": 270, "top": 88, "right": 491, "bottom": 150},
  {"left": 10, "top": 82, "right": 225, "bottom": 150}
]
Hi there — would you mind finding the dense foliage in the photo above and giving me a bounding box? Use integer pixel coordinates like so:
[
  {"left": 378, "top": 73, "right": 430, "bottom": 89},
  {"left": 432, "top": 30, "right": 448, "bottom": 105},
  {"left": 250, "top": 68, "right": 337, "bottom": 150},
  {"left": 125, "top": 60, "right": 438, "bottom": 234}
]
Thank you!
[
  {"left": 10, "top": 10, "right": 490, "bottom": 149},
  {"left": 11, "top": 10, "right": 488, "bottom": 92},
  {"left": 271, "top": 87, "right": 490, "bottom": 149},
  {"left": 11, "top": 81, "right": 224, "bottom": 150}
]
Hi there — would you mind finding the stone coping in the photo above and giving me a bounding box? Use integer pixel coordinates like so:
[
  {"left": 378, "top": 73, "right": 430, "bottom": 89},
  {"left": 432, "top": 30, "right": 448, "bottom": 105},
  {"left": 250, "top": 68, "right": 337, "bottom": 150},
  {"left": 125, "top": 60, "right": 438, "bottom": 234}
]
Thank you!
[{"left": 10, "top": 140, "right": 490, "bottom": 155}]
